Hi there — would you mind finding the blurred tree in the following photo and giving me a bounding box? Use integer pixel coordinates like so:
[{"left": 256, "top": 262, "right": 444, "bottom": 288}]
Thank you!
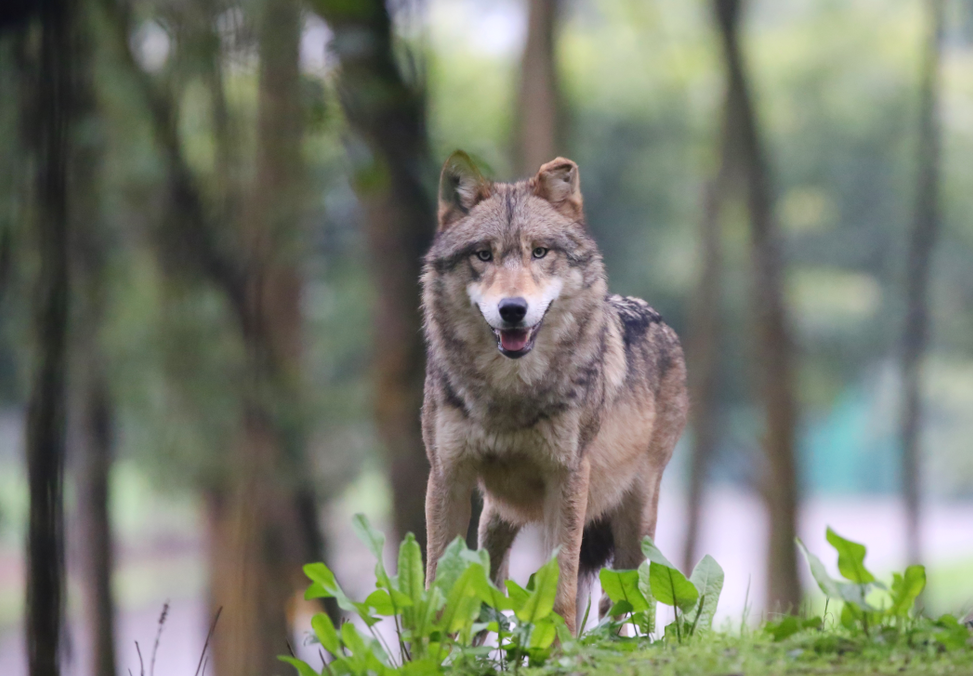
[
  {"left": 23, "top": 0, "right": 73, "bottom": 673},
  {"left": 516, "top": 0, "right": 562, "bottom": 175},
  {"left": 70, "top": 4, "right": 117, "bottom": 674},
  {"left": 682, "top": 100, "right": 734, "bottom": 573},
  {"left": 309, "top": 0, "right": 434, "bottom": 549},
  {"left": 714, "top": 0, "right": 801, "bottom": 610},
  {"left": 900, "top": 0, "right": 945, "bottom": 567}
]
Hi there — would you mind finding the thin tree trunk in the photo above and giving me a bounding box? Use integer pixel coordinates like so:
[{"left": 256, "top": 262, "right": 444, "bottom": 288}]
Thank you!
[
  {"left": 516, "top": 0, "right": 561, "bottom": 175},
  {"left": 310, "top": 0, "right": 434, "bottom": 548},
  {"left": 682, "top": 108, "right": 734, "bottom": 573},
  {"left": 210, "top": 1, "right": 311, "bottom": 674},
  {"left": 70, "top": 6, "right": 118, "bottom": 670},
  {"left": 714, "top": 0, "right": 801, "bottom": 611},
  {"left": 901, "top": 0, "right": 945, "bottom": 568},
  {"left": 25, "top": 0, "right": 73, "bottom": 672}
]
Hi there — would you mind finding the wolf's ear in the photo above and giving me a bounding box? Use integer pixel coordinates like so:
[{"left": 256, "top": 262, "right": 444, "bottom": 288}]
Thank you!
[
  {"left": 438, "top": 151, "right": 491, "bottom": 230},
  {"left": 530, "top": 157, "right": 582, "bottom": 219}
]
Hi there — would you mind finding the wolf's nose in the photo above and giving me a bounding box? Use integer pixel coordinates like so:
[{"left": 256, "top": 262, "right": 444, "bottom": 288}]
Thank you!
[{"left": 499, "top": 297, "right": 528, "bottom": 324}]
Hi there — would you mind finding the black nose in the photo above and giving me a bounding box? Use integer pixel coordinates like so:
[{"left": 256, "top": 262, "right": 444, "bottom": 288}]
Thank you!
[{"left": 499, "top": 297, "right": 528, "bottom": 324}]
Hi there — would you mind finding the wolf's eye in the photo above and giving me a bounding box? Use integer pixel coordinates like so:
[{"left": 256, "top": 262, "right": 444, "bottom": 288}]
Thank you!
[
  {"left": 532, "top": 247, "right": 549, "bottom": 259},
  {"left": 475, "top": 250, "right": 493, "bottom": 262}
]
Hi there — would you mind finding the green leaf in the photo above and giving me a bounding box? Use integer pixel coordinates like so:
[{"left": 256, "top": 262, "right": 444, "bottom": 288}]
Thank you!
[
  {"left": 278, "top": 656, "right": 320, "bottom": 676},
  {"left": 529, "top": 616, "right": 560, "bottom": 649},
  {"left": 433, "top": 537, "right": 470, "bottom": 596},
  {"left": 468, "top": 561, "right": 513, "bottom": 611},
  {"left": 599, "top": 569, "right": 650, "bottom": 612},
  {"left": 641, "top": 537, "right": 698, "bottom": 611},
  {"left": 304, "top": 562, "right": 379, "bottom": 624},
  {"left": 505, "top": 579, "right": 530, "bottom": 611},
  {"left": 889, "top": 565, "right": 926, "bottom": 617},
  {"left": 310, "top": 612, "right": 341, "bottom": 655},
  {"left": 396, "top": 533, "right": 425, "bottom": 630},
  {"left": 352, "top": 513, "right": 392, "bottom": 589},
  {"left": 685, "top": 555, "right": 724, "bottom": 632},
  {"left": 796, "top": 538, "right": 844, "bottom": 599},
  {"left": 826, "top": 527, "right": 875, "bottom": 584},
  {"left": 636, "top": 560, "right": 656, "bottom": 634},
  {"left": 516, "top": 555, "right": 559, "bottom": 624},
  {"left": 365, "top": 589, "right": 396, "bottom": 615},
  {"left": 438, "top": 564, "right": 483, "bottom": 635},
  {"left": 933, "top": 615, "right": 973, "bottom": 651},
  {"left": 341, "top": 621, "right": 368, "bottom": 656},
  {"left": 766, "top": 615, "right": 802, "bottom": 642}
]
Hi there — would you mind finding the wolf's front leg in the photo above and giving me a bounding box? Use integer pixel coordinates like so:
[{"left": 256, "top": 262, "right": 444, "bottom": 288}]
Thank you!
[
  {"left": 424, "top": 465, "right": 473, "bottom": 585},
  {"left": 543, "top": 458, "right": 591, "bottom": 636}
]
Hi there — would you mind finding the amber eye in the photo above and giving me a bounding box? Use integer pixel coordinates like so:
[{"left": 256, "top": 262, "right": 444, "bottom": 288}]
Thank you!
[
  {"left": 532, "top": 247, "right": 549, "bottom": 259},
  {"left": 475, "top": 249, "right": 493, "bottom": 262}
]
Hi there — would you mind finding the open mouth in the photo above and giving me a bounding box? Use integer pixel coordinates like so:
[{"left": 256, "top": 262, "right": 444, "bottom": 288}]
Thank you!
[{"left": 492, "top": 324, "right": 541, "bottom": 359}]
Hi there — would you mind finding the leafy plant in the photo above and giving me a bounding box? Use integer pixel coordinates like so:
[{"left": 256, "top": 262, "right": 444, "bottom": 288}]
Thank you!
[
  {"left": 593, "top": 537, "right": 724, "bottom": 643},
  {"left": 794, "top": 527, "right": 972, "bottom": 651},
  {"left": 280, "top": 514, "right": 568, "bottom": 676}
]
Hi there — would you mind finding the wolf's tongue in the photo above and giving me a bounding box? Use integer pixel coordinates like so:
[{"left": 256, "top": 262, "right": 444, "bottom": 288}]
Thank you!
[{"left": 500, "top": 329, "right": 530, "bottom": 352}]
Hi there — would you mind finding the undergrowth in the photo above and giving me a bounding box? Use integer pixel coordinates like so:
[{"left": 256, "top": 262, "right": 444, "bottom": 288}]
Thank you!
[{"left": 280, "top": 516, "right": 973, "bottom": 676}]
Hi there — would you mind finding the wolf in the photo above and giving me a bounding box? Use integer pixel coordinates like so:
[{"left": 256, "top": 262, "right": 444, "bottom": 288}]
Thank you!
[{"left": 420, "top": 151, "right": 688, "bottom": 635}]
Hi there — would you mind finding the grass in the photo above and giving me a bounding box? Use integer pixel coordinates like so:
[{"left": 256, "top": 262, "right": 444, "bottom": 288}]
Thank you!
[{"left": 522, "top": 631, "right": 973, "bottom": 676}]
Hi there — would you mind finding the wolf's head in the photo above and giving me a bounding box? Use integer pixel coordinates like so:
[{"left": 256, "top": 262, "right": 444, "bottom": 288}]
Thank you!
[{"left": 423, "top": 151, "right": 605, "bottom": 365}]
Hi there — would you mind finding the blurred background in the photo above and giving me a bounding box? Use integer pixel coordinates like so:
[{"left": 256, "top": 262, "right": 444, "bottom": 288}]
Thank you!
[{"left": 1, "top": 0, "right": 972, "bottom": 674}]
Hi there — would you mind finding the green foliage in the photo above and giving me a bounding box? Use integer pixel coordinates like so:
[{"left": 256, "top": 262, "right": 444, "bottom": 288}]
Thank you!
[
  {"left": 283, "top": 519, "right": 970, "bottom": 676},
  {"left": 794, "top": 527, "right": 972, "bottom": 652}
]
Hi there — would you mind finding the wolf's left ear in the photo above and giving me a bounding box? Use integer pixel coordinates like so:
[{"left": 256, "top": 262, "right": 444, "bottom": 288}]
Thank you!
[
  {"left": 531, "top": 157, "right": 582, "bottom": 220},
  {"left": 438, "top": 150, "right": 492, "bottom": 231}
]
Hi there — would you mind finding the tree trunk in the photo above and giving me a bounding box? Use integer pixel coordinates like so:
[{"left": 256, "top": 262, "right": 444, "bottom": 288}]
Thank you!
[
  {"left": 714, "top": 0, "right": 801, "bottom": 612},
  {"left": 70, "top": 5, "right": 118, "bottom": 671},
  {"left": 516, "top": 0, "right": 561, "bottom": 175},
  {"left": 310, "top": 0, "right": 434, "bottom": 548},
  {"left": 682, "top": 107, "right": 734, "bottom": 573},
  {"left": 25, "top": 0, "right": 73, "bottom": 672},
  {"left": 900, "top": 0, "right": 945, "bottom": 568},
  {"left": 209, "top": 2, "right": 313, "bottom": 674}
]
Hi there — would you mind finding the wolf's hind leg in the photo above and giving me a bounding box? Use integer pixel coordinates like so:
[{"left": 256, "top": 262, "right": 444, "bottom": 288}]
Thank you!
[
  {"left": 478, "top": 498, "right": 521, "bottom": 586},
  {"left": 597, "top": 483, "right": 652, "bottom": 619}
]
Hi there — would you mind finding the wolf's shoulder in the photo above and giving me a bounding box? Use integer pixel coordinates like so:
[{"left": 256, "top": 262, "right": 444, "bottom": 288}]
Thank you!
[{"left": 606, "top": 294, "right": 663, "bottom": 344}]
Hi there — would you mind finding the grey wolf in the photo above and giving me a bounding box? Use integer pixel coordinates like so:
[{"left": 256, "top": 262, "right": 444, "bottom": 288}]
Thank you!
[{"left": 420, "top": 151, "right": 688, "bottom": 635}]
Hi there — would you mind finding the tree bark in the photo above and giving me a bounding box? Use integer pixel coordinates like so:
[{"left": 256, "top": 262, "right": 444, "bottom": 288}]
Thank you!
[
  {"left": 900, "top": 0, "right": 945, "bottom": 568},
  {"left": 209, "top": 2, "right": 314, "bottom": 674},
  {"left": 309, "top": 0, "right": 434, "bottom": 548},
  {"left": 25, "top": 0, "right": 73, "bottom": 672},
  {"left": 713, "top": 0, "right": 801, "bottom": 611},
  {"left": 516, "top": 0, "right": 561, "bottom": 175},
  {"left": 682, "top": 106, "right": 734, "bottom": 573},
  {"left": 70, "top": 5, "right": 118, "bottom": 671}
]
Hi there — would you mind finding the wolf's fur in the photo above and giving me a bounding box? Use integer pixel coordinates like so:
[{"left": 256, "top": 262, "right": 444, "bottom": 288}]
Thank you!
[{"left": 421, "top": 152, "right": 688, "bottom": 635}]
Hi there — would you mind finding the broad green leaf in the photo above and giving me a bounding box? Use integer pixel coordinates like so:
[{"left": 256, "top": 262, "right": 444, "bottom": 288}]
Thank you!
[
  {"left": 796, "top": 538, "right": 845, "bottom": 599},
  {"left": 889, "top": 565, "right": 926, "bottom": 617},
  {"left": 398, "top": 658, "right": 442, "bottom": 676},
  {"left": 433, "top": 537, "right": 470, "bottom": 596},
  {"left": 685, "top": 555, "right": 724, "bottom": 632},
  {"left": 765, "top": 615, "right": 802, "bottom": 641},
  {"left": 933, "top": 615, "right": 973, "bottom": 651},
  {"left": 396, "top": 533, "right": 425, "bottom": 630},
  {"left": 352, "top": 513, "right": 391, "bottom": 588},
  {"left": 505, "top": 579, "right": 530, "bottom": 611},
  {"left": 310, "top": 612, "right": 341, "bottom": 655},
  {"left": 341, "top": 621, "right": 368, "bottom": 657},
  {"left": 599, "top": 569, "right": 650, "bottom": 612},
  {"left": 365, "top": 589, "right": 396, "bottom": 615},
  {"left": 516, "top": 555, "right": 559, "bottom": 623},
  {"left": 467, "top": 561, "right": 513, "bottom": 610},
  {"left": 277, "top": 656, "right": 320, "bottom": 676},
  {"left": 529, "top": 616, "right": 558, "bottom": 649},
  {"left": 438, "top": 564, "right": 482, "bottom": 634},
  {"left": 609, "top": 600, "right": 634, "bottom": 616},
  {"left": 826, "top": 527, "right": 875, "bottom": 584},
  {"left": 641, "top": 537, "right": 698, "bottom": 611},
  {"left": 641, "top": 537, "right": 679, "bottom": 569},
  {"left": 303, "top": 563, "right": 378, "bottom": 623},
  {"left": 636, "top": 560, "right": 656, "bottom": 634}
]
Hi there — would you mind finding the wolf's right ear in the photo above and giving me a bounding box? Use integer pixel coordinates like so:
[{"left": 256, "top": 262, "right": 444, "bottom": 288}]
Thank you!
[{"left": 438, "top": 151, "right": 491, "bottom": 230}]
